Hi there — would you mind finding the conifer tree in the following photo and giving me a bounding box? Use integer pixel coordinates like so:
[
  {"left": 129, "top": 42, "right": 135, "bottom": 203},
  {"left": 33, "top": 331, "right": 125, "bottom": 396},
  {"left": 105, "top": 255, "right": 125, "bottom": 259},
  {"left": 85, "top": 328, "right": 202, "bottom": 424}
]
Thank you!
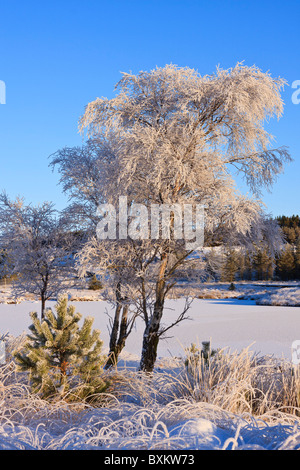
[
  {"left": 14, "top": 296, "right": 107, "bottom": 401},
  {"left": 221, "top": 249, "right": 239, "bottom": 283},
  {"left": 276, "top": 245, "right": 296, "bottom": 280},
  {"left": 239, "top": 250, "right": 253, "bottom": 281},
  {"left": 252, "top": 247, "right": 274, "bottom": 280}
]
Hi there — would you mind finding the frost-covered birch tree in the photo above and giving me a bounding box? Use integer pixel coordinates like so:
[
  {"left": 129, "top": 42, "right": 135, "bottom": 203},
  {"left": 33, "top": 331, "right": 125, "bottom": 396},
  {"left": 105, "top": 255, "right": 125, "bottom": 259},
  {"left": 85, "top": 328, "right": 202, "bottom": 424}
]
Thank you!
[
  {"left": 51, "top": 63, "right": 290, "bottom": 372},
  {"left": 0, "top": 193, "right": 78, "bottom": 318}
]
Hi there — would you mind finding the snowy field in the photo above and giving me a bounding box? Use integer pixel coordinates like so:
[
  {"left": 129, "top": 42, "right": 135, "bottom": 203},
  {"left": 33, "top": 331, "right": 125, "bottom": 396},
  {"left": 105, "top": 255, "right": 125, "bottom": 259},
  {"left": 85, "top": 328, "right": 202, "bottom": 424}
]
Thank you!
[{"left": 1, "top": 290, "right": 300, "bottom": 451}]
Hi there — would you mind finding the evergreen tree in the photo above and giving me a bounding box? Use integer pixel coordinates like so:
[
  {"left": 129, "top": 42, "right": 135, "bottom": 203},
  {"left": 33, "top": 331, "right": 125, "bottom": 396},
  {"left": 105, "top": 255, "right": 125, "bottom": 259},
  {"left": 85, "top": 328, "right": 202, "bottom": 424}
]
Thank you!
[
  {"left": 275, "top": 215, "right": 300, "bottom": 245},
  {"left": 276, "top": 245, "right": 296, "bottom": 280},
  {"left": 240, "top": 251, "right": 253, "bottom": 281},
  {"left": 221, "top": 249, "right": 239, "bottom": 282},
  {"left": 14, "top": 296, "right": 108, "bottom": 401},
  {"left": 252, "top": 247, "right": 274, "bottom": 280}
]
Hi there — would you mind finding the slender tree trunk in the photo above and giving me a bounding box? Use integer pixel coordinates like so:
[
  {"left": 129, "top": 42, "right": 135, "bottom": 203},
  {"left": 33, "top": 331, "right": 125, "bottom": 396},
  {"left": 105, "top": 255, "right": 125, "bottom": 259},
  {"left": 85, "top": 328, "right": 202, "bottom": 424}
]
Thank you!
[
  {"left": 41, "top": 293, "right": 46, "bottom": 320},
  {"left": 105, "top": 304, "right": 130, "bottom": 368},
  {"left": 117, "top": 304, "right": 129, "bottom": 352},
  {"left": 139, "top": 254, "right": 168, "bottom": 373},
  {"left": 105, "top": 283, "right": 131, "bottom": 369},
  {"left": 41, "top": 275, "right": 48, "bottom": 320},
  {"left": 105, "top": 303, "right": 122, "bottom": 368},
  {"left": 110, "top": 283, "right": 122, "bottom": 348},
  {"left": 109, "top": 303, "right": 122, "bottom": 353},
  {"left": 139, "top": 302, "right": 164, "bottom": 373}
]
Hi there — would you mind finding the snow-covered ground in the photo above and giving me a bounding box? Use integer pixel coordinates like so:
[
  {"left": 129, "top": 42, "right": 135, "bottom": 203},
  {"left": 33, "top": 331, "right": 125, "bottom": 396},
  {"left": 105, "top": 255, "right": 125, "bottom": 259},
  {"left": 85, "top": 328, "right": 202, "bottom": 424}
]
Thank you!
[
  {"left": 1, "top": 284, "right": 300, "bottom": 451},
  {"left": 1, "top": 394, "right": 300, "bottom": 450}
]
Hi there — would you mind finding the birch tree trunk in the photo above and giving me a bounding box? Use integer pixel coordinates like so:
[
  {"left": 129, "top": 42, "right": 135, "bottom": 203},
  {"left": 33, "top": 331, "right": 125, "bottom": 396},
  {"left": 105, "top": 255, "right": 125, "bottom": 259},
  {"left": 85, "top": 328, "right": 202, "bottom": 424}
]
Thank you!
[
  {"left": 139, "top": 254, "right": 168, "bottom": 372},
  {"left": 41, "top": 279, "right": 48, "bottom": 320},
  {"left": 105, "top": 283, "right": 122, "bottom": 368},
  {"left": 41, "top": 295, "right": 46, "bottom": 320},
  {"left": 109, "top": 283, "right": 122, "bottom": 349},
  {"left": 105, "top": 283, "right": 131, "bottom": 369},
  {"left": 105, "top": 305, "right": 130, "bottom": 368}
]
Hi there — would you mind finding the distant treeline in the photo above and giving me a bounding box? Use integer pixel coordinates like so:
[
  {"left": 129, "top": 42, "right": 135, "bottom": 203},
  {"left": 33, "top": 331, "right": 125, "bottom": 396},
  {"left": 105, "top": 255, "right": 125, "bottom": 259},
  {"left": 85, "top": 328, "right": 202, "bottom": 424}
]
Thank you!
[
  {"left": 276, "top": 215, "right": 300, "bottom": 245},
  {"left": 215, "top": 215, "right": 300, "bottom": 282}
]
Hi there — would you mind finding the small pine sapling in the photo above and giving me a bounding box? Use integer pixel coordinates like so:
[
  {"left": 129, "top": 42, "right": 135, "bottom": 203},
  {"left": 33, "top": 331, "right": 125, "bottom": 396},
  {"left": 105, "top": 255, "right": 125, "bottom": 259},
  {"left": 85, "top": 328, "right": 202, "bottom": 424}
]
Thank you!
[{"left": 14, "top": 295, "right": 108, "bottom": 401}]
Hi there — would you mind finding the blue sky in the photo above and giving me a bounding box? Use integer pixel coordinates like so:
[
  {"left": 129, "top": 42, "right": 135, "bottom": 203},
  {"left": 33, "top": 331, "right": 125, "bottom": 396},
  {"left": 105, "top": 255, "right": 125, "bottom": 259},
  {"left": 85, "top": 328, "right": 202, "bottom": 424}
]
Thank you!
[{"left": 0, "top": 0, "right": 299, "bottom": 217}]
